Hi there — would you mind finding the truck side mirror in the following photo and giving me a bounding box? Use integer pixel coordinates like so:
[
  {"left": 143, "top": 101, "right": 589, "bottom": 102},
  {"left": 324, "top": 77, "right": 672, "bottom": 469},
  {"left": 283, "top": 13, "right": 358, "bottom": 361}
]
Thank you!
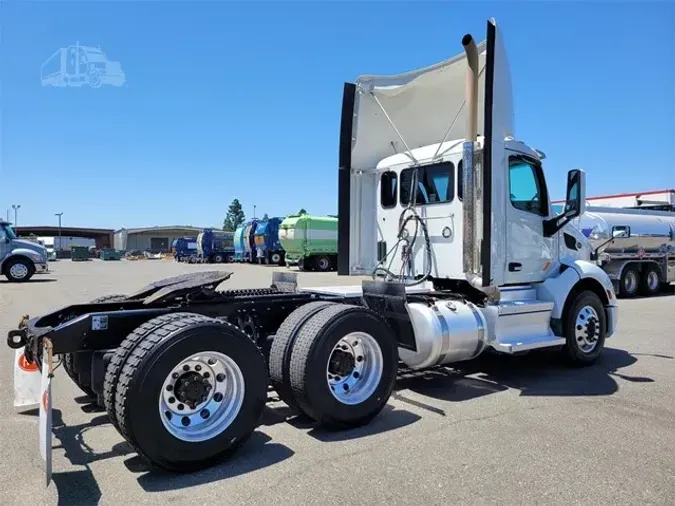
[
  {"left": 612, "top": 225, "right": 630, "bottom": 239},
  {"left": 543, "top": 169, "right": 586, "bottom": 237}
]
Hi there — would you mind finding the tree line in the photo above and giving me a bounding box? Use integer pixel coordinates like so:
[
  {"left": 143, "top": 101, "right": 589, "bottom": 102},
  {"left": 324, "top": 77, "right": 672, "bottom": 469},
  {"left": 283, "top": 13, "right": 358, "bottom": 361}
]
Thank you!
[{"left": 222, "top": 198, "right": 307, "bottom": 231}]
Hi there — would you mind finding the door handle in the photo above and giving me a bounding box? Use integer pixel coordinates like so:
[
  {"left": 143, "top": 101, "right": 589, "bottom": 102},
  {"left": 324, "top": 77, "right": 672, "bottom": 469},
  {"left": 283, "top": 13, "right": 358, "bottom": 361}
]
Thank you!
[{"left": 508, "top": 262, "right": 522, "bottom": 272}]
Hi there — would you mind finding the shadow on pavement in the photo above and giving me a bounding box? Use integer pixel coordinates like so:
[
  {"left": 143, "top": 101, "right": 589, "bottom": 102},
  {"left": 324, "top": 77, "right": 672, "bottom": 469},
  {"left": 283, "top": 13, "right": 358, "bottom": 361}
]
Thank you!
[
  {"left": 129, "top": 431, "right": 294, "bottom": 492},
  {"left": 394, "top": 347, "right": 657, "bottom": 412},
  {"left": 50, "top": 409, "right": 129, "bottom": 505},
  {"left": 0, "top": 278, "right": 57, "bottom": 283}
]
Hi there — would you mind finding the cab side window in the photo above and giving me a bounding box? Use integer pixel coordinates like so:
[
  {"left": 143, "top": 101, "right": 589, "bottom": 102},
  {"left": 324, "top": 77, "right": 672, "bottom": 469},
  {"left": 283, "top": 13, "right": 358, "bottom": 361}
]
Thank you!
[
  {"left": 380, "top": 171, "right": 398, "bottom": 209},
  {"left": 508, "top": 158, "right": 548, "bottom": 216}
]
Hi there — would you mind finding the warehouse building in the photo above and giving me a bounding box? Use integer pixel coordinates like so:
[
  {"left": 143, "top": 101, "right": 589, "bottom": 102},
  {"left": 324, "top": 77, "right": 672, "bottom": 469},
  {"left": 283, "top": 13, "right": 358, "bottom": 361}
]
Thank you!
[{"left": 114, "top": 226, "right": 210, "bottom": 253}]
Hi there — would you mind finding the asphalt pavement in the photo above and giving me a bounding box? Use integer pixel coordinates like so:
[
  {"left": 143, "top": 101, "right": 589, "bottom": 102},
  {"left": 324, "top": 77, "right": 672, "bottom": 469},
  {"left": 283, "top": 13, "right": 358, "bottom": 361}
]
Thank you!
[{"left": 1, "top": 260, "right": 673, "bottom": 505}]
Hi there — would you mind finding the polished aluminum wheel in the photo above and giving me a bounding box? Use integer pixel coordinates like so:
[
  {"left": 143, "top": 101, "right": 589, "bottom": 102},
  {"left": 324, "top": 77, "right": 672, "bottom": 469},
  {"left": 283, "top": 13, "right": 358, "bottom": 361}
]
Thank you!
[
  {"left": 574, "top": 305, "right": 601, "bottom": 353},
  {"left": 158, "top": 351, "right": 245, "bottom": 442},
  {"left": 647, "top": 270, "right": 660, "bottom": 291},
  {"left": 326, "top": 332, "right": 383, "bottom": 405},
  {"left": 9, "top": 262, "right": 29, "bottom": 280},
  {"left": 624, "top": 270, "right": 637, "bottom": 294}
]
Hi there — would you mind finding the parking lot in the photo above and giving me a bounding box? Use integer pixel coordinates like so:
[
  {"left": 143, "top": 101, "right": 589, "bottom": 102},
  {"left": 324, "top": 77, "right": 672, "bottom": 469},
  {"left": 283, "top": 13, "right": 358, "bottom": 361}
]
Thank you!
[{"left": 1, "top": 260, "right": 674, "bottom": 506}]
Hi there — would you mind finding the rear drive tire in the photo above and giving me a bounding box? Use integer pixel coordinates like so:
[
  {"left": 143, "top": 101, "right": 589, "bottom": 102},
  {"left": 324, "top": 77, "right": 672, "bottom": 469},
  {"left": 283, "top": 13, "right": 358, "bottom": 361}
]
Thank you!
[
  {"left": 213, "top": 254, "right": 224, "bottom": 263},
  {"left": 271, "top": 253, "right": 282, "bottom": 264},
  {"left": 114, "top": 314, "right": 267, "bottom": 471},
  {"left": 103, "top": 312, "right": 204, "bottom": 432},
  {"left": 288, "top": 304, "right": 398, "bottom": 428},
  {"left": 562, "top": 290, "right": 606, "bottom": 366},
  {"left": 269, "top": 301, "right": 337, "bottom": 409},
  {"left": 639, "top": 265, "right": 661, "bottom": 297},
  {"left": 619, "top": 265, "right": 639, "bottom": 298}
]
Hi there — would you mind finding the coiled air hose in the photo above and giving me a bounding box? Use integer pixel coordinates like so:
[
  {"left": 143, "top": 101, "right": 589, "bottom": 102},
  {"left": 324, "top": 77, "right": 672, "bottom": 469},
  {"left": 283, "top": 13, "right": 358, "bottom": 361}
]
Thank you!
[{"left": 372, "top": 167, "right": 433, "bottom": 287}]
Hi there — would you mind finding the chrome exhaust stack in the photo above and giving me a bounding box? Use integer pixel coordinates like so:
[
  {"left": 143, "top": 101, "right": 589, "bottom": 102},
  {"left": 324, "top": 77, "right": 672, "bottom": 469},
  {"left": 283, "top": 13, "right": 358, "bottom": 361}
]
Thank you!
[{"left": 461, "top": 33, "right": 499, "bottom": 302}]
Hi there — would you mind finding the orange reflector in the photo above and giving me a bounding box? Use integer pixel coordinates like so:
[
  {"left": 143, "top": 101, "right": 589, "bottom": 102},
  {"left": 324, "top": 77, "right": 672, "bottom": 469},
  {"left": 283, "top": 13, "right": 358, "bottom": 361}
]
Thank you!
[{"left": 542, "top": 261, "right": 551, "bottom": 271}]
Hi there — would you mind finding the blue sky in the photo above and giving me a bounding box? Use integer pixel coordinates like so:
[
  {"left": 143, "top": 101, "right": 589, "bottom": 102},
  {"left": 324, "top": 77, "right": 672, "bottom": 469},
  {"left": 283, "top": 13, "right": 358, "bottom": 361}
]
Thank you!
[{"left": 1, "top": 1, "right": 673, "bottom": 229}]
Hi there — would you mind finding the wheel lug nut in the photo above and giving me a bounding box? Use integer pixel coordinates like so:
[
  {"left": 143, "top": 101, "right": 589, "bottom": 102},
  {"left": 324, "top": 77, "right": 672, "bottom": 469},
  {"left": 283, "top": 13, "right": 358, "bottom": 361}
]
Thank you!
[
  {"left": 168, "top": 397, "right": 175, "bottom": 404},
  {"left": 353, "top": 371, "right": 360, "bottom": 379},
  {"left": 183, "top": 364, "right": 190, "bottom": 371},
  {"left": 356, "top": 356, "right": 363, "bottom": 362},
  {"left": 213, "top": 392, "right": 223, "bottom": 402},
  {"left": 216, "top": 373, "right": 225, "bottom": 382},
  {"left": 200, "top": 409, "right": 210, "bottom": 419},
  {"left": 172, "top": 372, "right": 179, "bottom": 379},
  {"left": 341, "top": 345, "right": 348, "bottom": 351},
  {"left": 166, "top": 385, "right": 173, "bottom": 391},
  {"left": 177, "top": 403, "right": 184, "bottom": 410},
  {"left": 195, "top": 365, "right": 202, "bottom": 371},
  {"left": 203, "top": 372, "right": 210, "bottom": 379},
  {"left": 343, "top": 384, "right": 349, "bottom": 391},
  {"left": 208, "top": 358, "right": 216, "bottom": 365},
  {"left": 181, "top": 416, "right": 190, "bottom": 426}
]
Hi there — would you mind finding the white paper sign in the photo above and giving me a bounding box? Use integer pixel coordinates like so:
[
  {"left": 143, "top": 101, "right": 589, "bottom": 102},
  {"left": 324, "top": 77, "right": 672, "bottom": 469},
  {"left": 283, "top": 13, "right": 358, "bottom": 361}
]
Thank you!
[{"left": 38, "top": 354, "right": 53, "bottom": 487}]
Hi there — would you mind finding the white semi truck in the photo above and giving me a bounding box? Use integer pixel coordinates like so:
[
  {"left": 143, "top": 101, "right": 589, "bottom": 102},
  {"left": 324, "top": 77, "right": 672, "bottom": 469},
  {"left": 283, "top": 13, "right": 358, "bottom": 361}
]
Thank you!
[{"left": 10, "top": 18, "right": 620, "bottom": 479}]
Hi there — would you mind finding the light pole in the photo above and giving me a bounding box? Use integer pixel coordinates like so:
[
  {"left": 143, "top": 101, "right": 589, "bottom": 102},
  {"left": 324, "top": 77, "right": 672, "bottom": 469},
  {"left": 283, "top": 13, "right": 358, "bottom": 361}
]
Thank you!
[
  {"left": 55, "top": 212, "right": 64, "bottom": 250},
  {"left": 5, "top": 209, "right": 8, "bottom": 222},
  {"left": 253, "top": 205, "right": 256, "bottom": 219},
  {"left": 11, "top": 204, "right": 20, "bottom": 227}
]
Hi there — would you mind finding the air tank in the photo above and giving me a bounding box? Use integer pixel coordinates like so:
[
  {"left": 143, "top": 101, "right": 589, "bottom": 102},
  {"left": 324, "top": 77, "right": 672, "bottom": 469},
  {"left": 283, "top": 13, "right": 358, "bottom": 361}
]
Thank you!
[{"left": 574, "top": 207, "right": 675, "bottom": 255}]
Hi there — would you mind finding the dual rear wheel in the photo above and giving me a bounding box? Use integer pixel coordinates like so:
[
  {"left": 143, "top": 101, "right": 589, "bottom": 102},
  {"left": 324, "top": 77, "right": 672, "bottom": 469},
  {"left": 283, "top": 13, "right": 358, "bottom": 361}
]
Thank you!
[{"left": 270, "top": 303, "right": 398, "bottom": 428}]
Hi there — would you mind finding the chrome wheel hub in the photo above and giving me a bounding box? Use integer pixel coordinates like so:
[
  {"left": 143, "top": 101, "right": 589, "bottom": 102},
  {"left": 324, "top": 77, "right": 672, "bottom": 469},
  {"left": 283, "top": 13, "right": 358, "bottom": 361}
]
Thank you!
[
  {"left": 575, "top": 305, "right": 601, "bottom": 353},
  {"left": 9, "top": 263, "right": 28, "bottom": 280},
  {"left": 326, "top": 332, "right": 383, "bottom": 405},
  {"left": 159, "top": 351, "right": 245, "bottom": 442},
  {"left": 647, "top": 271, "right": 659, "bottom": 290},
  {"left": 624, "top": 271, "right": 637, "bottom": 293}
]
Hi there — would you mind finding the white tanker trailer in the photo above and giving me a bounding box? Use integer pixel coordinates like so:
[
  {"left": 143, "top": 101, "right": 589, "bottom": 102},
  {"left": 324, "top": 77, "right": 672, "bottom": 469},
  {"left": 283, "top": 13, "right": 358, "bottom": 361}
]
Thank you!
[{"left": 572, "top": 206, "right": 675, "bottom": 297}]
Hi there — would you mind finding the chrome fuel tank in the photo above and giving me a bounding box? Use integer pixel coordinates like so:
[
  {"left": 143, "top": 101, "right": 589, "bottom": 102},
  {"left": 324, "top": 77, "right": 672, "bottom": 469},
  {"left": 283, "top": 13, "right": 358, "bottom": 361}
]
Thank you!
[
  {"left": 400, "top": 300, "right": 487, "bottom": 370},
  {"left": 574, "top": 207, "right": 675, "bottom": 254}
]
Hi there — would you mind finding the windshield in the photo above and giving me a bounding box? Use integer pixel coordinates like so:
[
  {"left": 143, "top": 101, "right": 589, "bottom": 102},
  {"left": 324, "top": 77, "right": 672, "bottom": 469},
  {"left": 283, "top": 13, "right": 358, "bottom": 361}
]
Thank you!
[{"left": 1, "top": 223, "right": 17, "bottom": 240}]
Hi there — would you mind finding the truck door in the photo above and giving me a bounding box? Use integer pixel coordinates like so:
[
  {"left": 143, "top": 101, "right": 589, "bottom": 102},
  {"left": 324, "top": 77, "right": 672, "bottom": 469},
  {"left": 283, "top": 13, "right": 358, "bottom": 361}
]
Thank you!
[
  {"left": 0, "top": 226, "right": 8, "bottom": 259},
  {"left": 502, "top": 154, "right": 555, "bottom": 284}
]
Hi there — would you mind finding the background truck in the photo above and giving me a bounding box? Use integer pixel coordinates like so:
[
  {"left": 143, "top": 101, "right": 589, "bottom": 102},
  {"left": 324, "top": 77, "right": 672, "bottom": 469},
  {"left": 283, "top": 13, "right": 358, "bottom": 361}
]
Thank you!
[
  {"left": 41, "top": 43, "right": 126, "bottom": 88},
  {"left": 573, "top": 206, "right": 675, "bottom": 297},
  {"left": 254, "top": 216, "right": 285, "bottom": 265},
  {"left": 171, "top": 237, "right": 197, "bottom": 262},
  {"left": 234, "top": 225, "right": 246, "bottom": 261},
  {"left": 279, "top": 214, "right": 337, "bottom": 271},
  {"left": 196, "top": 229, "right": 235, "bottom": 263},
  {"left": 0, "top": 220, "right": 49, "bottom": 282},
  {"left": 242, "top": 219, "right": 260, "bottom": 263},
  {"left": 8, "top": 18, "right": 620, "bottom": 482},
  {"left": 554, "top": 189, "right": 675, "bottom": 212}
]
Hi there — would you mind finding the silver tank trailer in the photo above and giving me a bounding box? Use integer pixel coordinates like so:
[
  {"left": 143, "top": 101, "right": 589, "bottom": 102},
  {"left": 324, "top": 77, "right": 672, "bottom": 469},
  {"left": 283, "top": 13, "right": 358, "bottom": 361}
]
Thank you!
[{"left": 574, "top": 207, "right": 675, "bottom": 255}]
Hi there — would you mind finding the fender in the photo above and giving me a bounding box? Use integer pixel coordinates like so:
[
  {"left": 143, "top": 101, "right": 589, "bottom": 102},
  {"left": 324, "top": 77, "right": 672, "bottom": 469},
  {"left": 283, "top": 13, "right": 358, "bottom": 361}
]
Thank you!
[
  {"left": 536, "top": 259, "right": 618, "bottom": 336},
  {"left": 2, "top": 249, "right": 40, "bottom": 266}
]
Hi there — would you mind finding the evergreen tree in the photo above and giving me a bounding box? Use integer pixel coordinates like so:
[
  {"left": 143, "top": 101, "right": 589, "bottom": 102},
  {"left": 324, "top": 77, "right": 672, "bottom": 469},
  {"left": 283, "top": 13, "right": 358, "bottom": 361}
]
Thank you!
[
  {"left": 223, "top": 198, "right": 245, "bottom": 231},
  {"left": 298, "top": 208, "right": 307, "bottom": 215}
]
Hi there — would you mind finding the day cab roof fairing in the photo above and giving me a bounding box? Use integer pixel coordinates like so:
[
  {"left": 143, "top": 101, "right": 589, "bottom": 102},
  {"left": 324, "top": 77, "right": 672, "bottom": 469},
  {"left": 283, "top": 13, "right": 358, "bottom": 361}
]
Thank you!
[{"left": 337, "top": 18, "right": 515, "bottom": 287}]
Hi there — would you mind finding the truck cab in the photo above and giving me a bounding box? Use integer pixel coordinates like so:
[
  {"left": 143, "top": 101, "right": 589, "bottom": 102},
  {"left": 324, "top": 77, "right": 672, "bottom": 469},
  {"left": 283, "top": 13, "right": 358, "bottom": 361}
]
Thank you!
[
  {"left": 334, "top": 18, "right": 617, "bottom": 362},
  {"left": 0, "top": 221, "right": 49, "bottom": 282}
]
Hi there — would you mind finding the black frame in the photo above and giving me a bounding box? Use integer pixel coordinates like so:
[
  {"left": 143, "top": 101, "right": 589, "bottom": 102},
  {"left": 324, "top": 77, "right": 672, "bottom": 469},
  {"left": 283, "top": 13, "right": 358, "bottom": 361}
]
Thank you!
[{"left": 380, "top": 171, "right": 399, "bottom": 209}]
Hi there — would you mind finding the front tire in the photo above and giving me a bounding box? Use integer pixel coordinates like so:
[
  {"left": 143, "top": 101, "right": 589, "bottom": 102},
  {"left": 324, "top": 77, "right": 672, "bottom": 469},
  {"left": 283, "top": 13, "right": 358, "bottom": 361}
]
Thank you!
[
  {"left": 288, "top": 304, "right": 398, "bottom": 428},
  {"left": 114, "top": 314, "right": 267, "bottom": 471},
  {"left": 4, "top": 257, "right": 35, "bottom": 282},
  {"left": 562, "top": 290, "right": 606, "bottom": 365}
]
